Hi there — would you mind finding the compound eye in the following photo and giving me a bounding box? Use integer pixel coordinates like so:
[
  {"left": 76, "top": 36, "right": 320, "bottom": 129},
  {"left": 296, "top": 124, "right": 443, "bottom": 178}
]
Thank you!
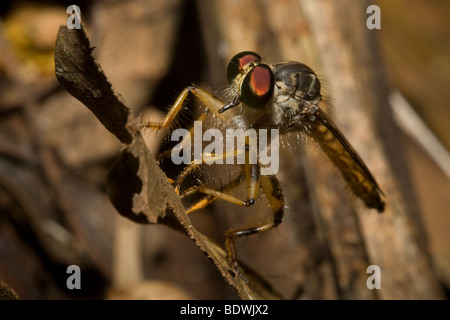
[
  {"left": 227, "top": 51, "right": 262, "bottom": 84},
  {"left": 241, "top": 64, "right": 274, "bottom": 108}
]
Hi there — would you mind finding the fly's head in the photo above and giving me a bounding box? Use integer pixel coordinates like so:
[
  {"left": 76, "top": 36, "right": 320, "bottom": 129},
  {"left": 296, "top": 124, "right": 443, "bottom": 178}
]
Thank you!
[
  {"left": 220, "top": 51, "right": 322, "bottom": 133},
  {"left": 221, "top": 51, "right": 274, "bottom": 114}
]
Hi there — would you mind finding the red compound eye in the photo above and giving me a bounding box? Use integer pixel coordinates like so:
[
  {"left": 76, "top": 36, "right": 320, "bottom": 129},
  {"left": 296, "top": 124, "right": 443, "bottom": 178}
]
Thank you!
[
  {"left": 227, "top": 51, "right": 261, "bottom": 84},
  {"left": 241, "top": 64, "right": 274, "bottom": 108}
]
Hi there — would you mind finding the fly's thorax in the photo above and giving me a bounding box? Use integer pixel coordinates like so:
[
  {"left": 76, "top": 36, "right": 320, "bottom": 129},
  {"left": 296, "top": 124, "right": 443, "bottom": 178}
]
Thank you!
[
  {"left": 267, "top": 62, "right": 322, "bottom": 133},
  {"left": 273, "top": 62, "right": 321, "bottom": 104}
]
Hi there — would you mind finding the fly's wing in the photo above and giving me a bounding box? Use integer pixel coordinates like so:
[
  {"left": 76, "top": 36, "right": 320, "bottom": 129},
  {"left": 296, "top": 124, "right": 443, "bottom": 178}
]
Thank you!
[{"left": 301, "top": 108, "right": 385, "bottom": 212}]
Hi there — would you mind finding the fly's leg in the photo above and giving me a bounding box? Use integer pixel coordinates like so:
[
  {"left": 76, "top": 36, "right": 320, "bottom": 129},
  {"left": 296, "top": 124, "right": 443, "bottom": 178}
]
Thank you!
[
  {"left": 180, "top": 160, "right": 259, "bottom": 214},
  {"left": 224, "top": 174, "right": 284, "bottom": 274},
  {"left": 183, "top": 184, "right": 255, "bottom": 213},
  {"left": 156, "top": 112, "right": 208, "bottom": 162},
  {"left": 176, "top": 146, "right": 244, "bottom": 184},
  {"left": 142, "top": 86, "right": 223, "bottom": 130},
  {"left": 142, "top": 85, "right": 226, "bottom": 185},
  {"left": 176, "top": 133, "right": 260, "bottom": 209},
  {"left": 166, "top": 145, "right": 245, "bottom": 196},
  {"left": 243, "top": 142, "right": 260, "bottom": 207},
  {"left": 179, "top": 167, "right": 245, "bottom": 211}
]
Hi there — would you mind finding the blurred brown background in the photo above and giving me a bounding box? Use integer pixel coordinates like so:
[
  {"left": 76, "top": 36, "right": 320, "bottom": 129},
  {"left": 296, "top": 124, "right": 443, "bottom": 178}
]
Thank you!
[{"left": 0, "top": 0, "right": 449, "bottom": 299}]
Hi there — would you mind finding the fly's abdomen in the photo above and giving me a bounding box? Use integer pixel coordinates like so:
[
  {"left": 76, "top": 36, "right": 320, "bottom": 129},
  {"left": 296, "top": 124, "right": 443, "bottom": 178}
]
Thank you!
[{"left": 305, "top": 110, "right": 385, "bottom": 212}]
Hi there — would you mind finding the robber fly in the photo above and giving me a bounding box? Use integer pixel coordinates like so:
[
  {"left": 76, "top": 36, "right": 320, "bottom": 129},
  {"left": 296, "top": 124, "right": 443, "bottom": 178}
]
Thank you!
[{"left": 143, "top": 51, "right": 385, "bottom": 272}]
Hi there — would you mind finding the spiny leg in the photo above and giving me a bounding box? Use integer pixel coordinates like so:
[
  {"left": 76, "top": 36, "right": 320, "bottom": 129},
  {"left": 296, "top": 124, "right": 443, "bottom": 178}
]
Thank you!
[
  {"left": 156, "top": 112, "right": 208, "bottom": 162},
  {"left": 224, "top": 174, "right": 284, "bottom": 273},
  {"left": 181, "top": 161, "right": 260, "bottom": 214},
  {"left": 243, "top": 140, "right": 260, "bottom": 206},
  {"left": 177, "top": 133, "right": 260, "bottom": 211},
  {"left": 179, "top": 169, "right": 244, "bottom": 212},
  {"left": 169, "top": 145, "right": 245, "bottom": 195},
  {"left": 183, "top": 182, "right": 257, "bottom": 213},
  {"left": 142, "top": 85, "right": 224, "bottom": 131},
  {"left": 141, "top": 85, "right": 226, "bottom": 186},
  {"left": 172, "top": 132, "right": 256, "bottom": 194}
]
